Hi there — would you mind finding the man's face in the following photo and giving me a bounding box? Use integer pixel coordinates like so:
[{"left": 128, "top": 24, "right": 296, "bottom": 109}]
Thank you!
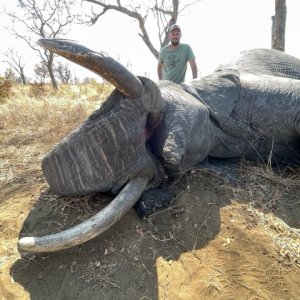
[{"left": 169, "top": 29, "right": 181, "bottom": 46}]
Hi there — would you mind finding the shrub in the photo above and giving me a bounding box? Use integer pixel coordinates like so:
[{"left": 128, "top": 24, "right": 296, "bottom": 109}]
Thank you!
[
  {"left": 0, "top": 76, "right": 13, "bottom": 104},
  {"left": 28, "top": 83, "right": 47, "bottom": 98}
]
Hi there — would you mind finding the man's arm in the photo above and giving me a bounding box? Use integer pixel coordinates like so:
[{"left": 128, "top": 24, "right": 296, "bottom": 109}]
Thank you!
[
  {"left": 189, "top": 59, "right": 198, "bottom": 79},
  {"left": 157, "top": 62, "right": 163, "bottom": 80}
]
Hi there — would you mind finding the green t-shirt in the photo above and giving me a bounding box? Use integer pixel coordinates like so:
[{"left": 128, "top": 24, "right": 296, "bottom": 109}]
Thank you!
[{"left": 158, "top": 43, "right": 195, "bottom": 84}]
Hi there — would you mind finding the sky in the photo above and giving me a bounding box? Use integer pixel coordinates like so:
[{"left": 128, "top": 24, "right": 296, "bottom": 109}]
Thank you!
[{"left": 0, "top": 0, "right": 300, "bottom": 82}]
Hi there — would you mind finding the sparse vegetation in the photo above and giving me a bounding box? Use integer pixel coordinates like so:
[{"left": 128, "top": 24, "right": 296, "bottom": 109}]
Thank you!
[{"left": 232, "top": 160, "right": 300, "bottom": 267}]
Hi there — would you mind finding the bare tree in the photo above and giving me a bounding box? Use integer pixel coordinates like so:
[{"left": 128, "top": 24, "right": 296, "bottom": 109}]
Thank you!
[
  {"left": 83, "top": 0, "right": 201, "bottom": 59},
  {"left": 6, "top": 0, "right": 82, "bottom": 89},
  {"left": 34, "top": 61, "right": 48, "bottom": 83},
  {"left": 272, "top": 0, "right": 286, "bottom": 51},
  {"left": 3, "top": 48, "right": 27, "bottom": 84},
  {"left": 54, "top": 61, "right": 72, "bottom": 84}
]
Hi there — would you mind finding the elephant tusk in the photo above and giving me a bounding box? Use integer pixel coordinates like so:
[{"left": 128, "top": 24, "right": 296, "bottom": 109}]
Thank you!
[
  {"left": 37, "top": 38, "right": 144, "bottom": 98},
  {"left": 18, "top": 177, "right": 149, "bottom": 253}
]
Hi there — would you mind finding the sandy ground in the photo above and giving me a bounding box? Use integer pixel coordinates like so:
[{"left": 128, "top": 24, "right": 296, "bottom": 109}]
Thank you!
[{"left": 1, "top": 154, "right": 300, "bottom": 299}]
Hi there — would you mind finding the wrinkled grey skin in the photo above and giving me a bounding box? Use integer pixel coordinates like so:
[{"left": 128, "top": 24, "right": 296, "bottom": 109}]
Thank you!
[
  {"left": 42, "top": 77, "right": 165, "bottom": 195},
  {"left": 18, "top": 39, "right": 300, "bottom": 252}
]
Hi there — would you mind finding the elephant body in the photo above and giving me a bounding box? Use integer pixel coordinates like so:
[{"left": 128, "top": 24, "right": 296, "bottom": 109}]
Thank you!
[
  {"left": 44, "top": 47, "right": 300, "bottom": 194},
  {"left": 18, "top": 39, "right": 300, "bottom": 252},
  {"left": 151, "top": 50, "right": 300, "bottom": 177}
]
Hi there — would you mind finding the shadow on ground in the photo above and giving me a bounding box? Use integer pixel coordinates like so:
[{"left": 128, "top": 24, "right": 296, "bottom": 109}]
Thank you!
[{"left": 11, "top": 164, "right": 300, "bottom": 299}]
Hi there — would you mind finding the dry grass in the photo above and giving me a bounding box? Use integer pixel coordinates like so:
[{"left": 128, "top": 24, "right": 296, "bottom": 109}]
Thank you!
[
  {"left": 0, "top": 82, "right": 113, "bottom": 186},
  {"left": 232, "top": 160, "right": 300, "bottom": 267},
  {"left": 1, "top": 82, "right": 112, "bottom": 144},
  {"left": 200, "top": 272, "right": 224, "bottom": 296}
]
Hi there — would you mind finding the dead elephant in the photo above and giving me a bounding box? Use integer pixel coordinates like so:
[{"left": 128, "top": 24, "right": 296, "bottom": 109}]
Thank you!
[{"left": 18, "top": 39, "right": 300, "bottom": 253}]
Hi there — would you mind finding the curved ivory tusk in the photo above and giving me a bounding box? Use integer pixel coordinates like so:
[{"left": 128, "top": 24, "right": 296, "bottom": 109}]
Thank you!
[
  {"left": 18, "top": 177, "right": 149, "bottom": 253},
  {"left": 37, "top": 38, "right": 144, "bottom": 98}
]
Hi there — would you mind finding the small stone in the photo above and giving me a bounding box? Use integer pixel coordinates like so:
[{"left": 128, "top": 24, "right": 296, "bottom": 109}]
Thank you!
[{"left": 108, "top": 246, "right": 115, "bottom": 253}]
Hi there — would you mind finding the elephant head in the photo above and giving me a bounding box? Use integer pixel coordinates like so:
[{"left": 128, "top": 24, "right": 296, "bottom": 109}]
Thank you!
[{"left": 18, "top": 39, "right": 167, "bottom": 252}]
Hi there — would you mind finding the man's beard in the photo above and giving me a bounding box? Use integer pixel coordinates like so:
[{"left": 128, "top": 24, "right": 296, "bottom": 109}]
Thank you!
[{"left": 171, "top": 40, "right": 179, "bottom": 46}]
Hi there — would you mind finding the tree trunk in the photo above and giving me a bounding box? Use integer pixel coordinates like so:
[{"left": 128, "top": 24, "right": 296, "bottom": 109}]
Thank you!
[
  {"left": 20, "top": 71, "right": 26, "bottom": 84},
  {"left": 49, "top": 68, "right": 58, "bottom": 89},
  {"left": 48, "top": 53, "right": 58, "bottom": 90},
  {"left": 272, "top": 0, "right": 286, "bottom": 52}
]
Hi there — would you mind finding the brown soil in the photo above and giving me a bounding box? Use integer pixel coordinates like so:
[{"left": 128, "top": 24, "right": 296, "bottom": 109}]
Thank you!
[{"left": 1, "top": 159, "right": 300, "bottom": 299}]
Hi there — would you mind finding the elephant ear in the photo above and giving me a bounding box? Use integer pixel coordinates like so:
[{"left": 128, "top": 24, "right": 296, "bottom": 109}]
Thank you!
[{"left": 183, "top": 70, "right": 240, "bottom": 126}]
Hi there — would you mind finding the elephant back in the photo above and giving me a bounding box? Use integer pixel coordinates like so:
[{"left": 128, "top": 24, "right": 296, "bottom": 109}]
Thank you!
[{"left": 216, "top": 48, "right": 300, "bottom": 80}]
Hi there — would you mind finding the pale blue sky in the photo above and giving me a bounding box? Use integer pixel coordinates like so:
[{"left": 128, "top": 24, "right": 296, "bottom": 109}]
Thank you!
[{"left": 0, "top": 0, "right": 299, "bottom": 81}]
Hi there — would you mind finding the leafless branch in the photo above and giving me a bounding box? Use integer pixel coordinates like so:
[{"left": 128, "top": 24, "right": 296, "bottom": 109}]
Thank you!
[
  {"left": 5, "top": 0, "right": 85, "bottom": 89},
  {"left": 83, "top": 0, "right": 200, "bottom": 59}
]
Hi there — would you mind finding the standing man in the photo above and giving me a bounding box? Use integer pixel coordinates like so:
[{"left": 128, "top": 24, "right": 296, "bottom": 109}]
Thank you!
[{"left": 157, "top": 24, "right": 198, "bottom": 84}]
